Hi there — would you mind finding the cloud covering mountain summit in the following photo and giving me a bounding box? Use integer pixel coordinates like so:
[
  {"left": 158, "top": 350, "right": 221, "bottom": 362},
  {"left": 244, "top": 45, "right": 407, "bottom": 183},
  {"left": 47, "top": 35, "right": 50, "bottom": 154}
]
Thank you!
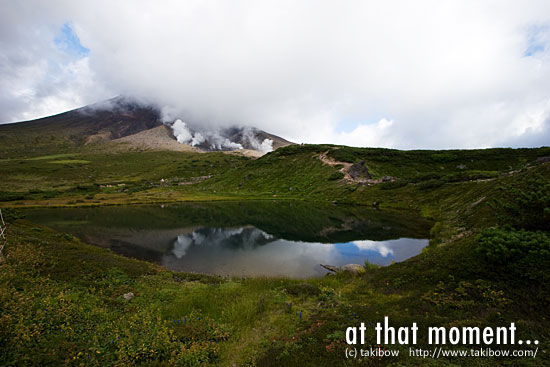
[{"left": 1, "top": 0, "right": 549, "bottom": 148}]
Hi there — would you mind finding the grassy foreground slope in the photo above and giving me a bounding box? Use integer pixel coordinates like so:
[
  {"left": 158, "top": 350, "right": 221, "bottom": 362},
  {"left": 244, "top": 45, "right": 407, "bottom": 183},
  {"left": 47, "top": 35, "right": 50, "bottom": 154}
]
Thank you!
[{"left": 0, "top": 144, "right": 549, "bottom": 366}]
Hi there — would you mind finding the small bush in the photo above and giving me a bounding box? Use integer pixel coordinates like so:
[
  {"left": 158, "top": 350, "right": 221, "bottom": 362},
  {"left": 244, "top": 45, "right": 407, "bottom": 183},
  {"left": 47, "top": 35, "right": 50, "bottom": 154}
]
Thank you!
[
  {"left": 411, "top": 172, "right": 442, "bottom": 183},
  {"left": 285, "top": 283, "right": 321, "bottom": 296},
  {"left": 491, "top": 172, "right": 550, "bottom": 231},
  {"left": 327, "top": 148, "right": 359, "bottom": 163},
  {"left": 443, "top": 171, "right": 498, "bottom": 183},
  {"left": 432, "top": 152, "right": 456, "bottom": 162},
  {"left": 41, "top": 190, "right": 59, "bottom": 199},
  {"left": 380, "top": 180, "right": 408, "bottom": 190},
  {"left": 0, "top": 191, "right": 26, "bottom": 202},
  {"left": 76, "top": 184, "right": 95, "bottom": 191},
  {"left": 328, "top": 171, "right": 345, "bottom": 181},
  {"left": 0, "top": 208, "right": 25, "bottom": 220},
  {"left": 375, "top": 155, "right": 390, "bottom": 162},
  {"left": 429, "top": 222, "right": 443, "bottom": 246},
  {"left": 364, "top": 260, "right": 380, "bottom": 270},
  {"left": 477, "top": 227, "right": 550, "bottom": 281},
  {"left": 418, "top": 179, "right": 444, "bottom": 190},
  {"left": 276, "top": 144, "right": 324, "bottom": 157}
]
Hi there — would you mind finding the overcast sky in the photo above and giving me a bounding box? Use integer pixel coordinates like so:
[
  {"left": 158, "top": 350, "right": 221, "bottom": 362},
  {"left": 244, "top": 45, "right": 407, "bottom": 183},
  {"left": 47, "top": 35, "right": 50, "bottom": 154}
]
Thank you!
[{"left": 1, "top": 0, "right": 549, "bottom": 148}]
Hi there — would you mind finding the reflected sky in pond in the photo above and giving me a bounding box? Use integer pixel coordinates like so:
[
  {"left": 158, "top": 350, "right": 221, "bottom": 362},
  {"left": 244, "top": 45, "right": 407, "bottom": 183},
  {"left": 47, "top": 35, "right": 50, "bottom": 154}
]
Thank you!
[
  {"left": 161, "top": 227, "right": 427, "bottom": 277},
  {"left": 23, "top": 202, "right": 430, "bottom": 278}
]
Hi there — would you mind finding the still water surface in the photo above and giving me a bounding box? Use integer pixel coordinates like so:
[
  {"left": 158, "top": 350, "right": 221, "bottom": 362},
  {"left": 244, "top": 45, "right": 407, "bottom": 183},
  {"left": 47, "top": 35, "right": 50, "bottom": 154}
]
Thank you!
[{"left": 24, "top": 201, "right": 431, "bottom": 278}]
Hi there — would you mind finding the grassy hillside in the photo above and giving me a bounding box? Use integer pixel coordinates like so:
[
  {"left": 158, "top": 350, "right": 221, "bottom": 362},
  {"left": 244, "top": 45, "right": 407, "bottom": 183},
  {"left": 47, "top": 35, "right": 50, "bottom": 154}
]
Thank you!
[
  {"left": 203, "top": 144, "right": 550, "bottom": 198},
  {"left": 0, "top": 151, "right": 248, "bottom": 205},
  {"left": 2, "top": 144, "right": 548, "bottom": 209}
]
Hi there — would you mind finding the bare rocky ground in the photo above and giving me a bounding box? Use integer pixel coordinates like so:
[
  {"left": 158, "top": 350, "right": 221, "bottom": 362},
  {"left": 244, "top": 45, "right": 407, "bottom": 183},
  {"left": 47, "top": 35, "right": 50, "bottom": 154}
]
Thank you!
[{"left": 113, "top": 125, "right": 197, "bottom": 152}]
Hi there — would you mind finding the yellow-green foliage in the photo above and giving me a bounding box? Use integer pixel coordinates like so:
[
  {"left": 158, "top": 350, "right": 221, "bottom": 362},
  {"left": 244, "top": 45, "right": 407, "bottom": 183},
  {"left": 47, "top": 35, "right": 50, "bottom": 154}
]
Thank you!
[
  {"left": 49, "top": 159, "right": 91, "bottom": 164},
  {"left": 0, "top": 242, "right": 225, "bottom": 366}
]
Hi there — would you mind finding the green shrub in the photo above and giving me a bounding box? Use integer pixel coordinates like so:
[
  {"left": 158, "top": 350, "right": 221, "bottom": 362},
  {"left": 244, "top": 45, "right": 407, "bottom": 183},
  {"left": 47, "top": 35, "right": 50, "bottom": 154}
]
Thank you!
[
  {"left": 375, "top": 155, "right": 390, "bottom": 162},
  {"left": 76, "top": 184, "right": 95, "bottom": 191},
  {"left": 327, "top": 148, "right": 359, "bottom": 163},
  {"left": 429, "top": 222, "right": 443, "bottom": 246},
  {"left": 491, "top": 172, "right": 550, "bottom": 231},
  {"left": 41, "top": 190, "right": 60, "bottom": 199},
  {"left": 418, "top": 179, "right": 444, "bottom": 190},
  {"left": 411, "top": 172, "right": 442, "bottom": 183},
  {"left": 380, "top": 180, "right": 408, "bottom": 190},
  {"left": 443, "top": 171, "right": 498, "bottom": 183},
  {"left": 0, "top": 191, "right": 26, "bottom": 202},
  {"left": 0, "top": 208, "right": 25, "bottom": 220},
  {"left": 276, "top": 144, "right": 324, "bottom": 157},
  {"left": 328, "top": 171, "right": 345, "bottom": 181},
  {"left": 432, "top": 152, "right": 456, "bottom": 162},
  {"left": 477, "top": 227, "right": 550, "bottom": 281},
  {"left": 364, "top": 260, "right": 380, "bottom": 270}
]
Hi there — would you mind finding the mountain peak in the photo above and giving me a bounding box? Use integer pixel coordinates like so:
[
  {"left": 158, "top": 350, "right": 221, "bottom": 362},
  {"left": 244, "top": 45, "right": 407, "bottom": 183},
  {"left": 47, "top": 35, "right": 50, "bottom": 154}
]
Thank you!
[{"left": 0, "top": 97, "right": 292, "bottom": 157}]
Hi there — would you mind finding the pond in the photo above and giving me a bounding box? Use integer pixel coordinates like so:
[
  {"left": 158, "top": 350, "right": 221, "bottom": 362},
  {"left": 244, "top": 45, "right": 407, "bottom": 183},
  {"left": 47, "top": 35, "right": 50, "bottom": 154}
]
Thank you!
[{"left": 24, "top": 201, "right": 432, "bottom": 278}]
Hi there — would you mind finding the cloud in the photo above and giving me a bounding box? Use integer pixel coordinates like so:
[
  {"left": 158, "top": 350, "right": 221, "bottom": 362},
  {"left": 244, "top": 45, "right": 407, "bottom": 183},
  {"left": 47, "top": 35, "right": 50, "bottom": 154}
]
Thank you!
[
  {"left": 352, "top": 240, "right": 394, "bottom": 257},
  {"left": 1, "top": 0, "right": 549, "bottom": 148},
  {"left": 331, "top": 119, "right": 396, "bottom": 148},
  {"left": 0, "top": 9, "right": 109, "bottom": 122}
]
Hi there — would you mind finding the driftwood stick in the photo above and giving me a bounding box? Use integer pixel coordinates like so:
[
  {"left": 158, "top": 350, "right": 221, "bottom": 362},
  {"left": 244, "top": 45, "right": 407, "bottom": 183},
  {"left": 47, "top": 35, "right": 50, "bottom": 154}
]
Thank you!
[{"left": 320, "top": 264, "right": 340, "bottom": 273}]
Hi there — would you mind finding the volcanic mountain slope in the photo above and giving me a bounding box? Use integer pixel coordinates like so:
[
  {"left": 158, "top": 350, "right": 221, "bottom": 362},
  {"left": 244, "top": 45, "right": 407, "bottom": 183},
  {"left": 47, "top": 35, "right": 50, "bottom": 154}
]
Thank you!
[
  {"left": 0, "top": 97, "right": 162, "bottom": 157},
  {"left": 0, "top": 96, "right": 292, "bottom": 158}
]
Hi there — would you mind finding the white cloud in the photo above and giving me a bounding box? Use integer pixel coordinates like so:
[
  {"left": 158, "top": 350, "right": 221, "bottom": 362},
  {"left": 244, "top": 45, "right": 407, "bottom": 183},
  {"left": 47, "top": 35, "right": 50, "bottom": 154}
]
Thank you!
[
  {"left": 1, "top": 0, "right": 549, "bottom": 148},
  {"left": 331, "top": 119, "right": 396, "bottom": 148},
  {"left": 352, "top": 240, "right": 394, "bottom": 257}
]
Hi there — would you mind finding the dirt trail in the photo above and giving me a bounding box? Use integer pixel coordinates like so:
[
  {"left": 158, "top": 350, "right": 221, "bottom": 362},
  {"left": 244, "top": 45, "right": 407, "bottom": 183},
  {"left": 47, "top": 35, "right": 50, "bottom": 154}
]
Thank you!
[
  {"left": 317, "top": 151, "right": 391, "bottom": 185},
  {"left": 318, "top": 151, "right": 352, "bottom": 170}
]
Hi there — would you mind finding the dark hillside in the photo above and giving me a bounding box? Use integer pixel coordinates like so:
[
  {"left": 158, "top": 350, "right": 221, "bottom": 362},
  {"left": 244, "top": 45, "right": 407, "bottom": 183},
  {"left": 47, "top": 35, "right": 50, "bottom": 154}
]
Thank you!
[{"left": 0, "top": 97, "right": 162, "bottom": 158}]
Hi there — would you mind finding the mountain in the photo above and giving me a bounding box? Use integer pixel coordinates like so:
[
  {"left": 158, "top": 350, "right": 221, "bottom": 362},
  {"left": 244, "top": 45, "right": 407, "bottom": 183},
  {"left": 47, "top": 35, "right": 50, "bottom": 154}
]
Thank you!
[{"left": 0, "top": 96, "right": 292, "bottom": 158}]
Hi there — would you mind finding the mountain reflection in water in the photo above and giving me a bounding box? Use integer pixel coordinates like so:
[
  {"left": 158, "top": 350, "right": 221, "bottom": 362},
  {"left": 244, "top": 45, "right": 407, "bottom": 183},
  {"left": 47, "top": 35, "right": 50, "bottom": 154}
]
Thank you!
[
  {"left": 162, "top": 227, "right": 427, "bottom": 277},
  {"left": 22, "top": 202, "right": 431, "bottom": 278}
]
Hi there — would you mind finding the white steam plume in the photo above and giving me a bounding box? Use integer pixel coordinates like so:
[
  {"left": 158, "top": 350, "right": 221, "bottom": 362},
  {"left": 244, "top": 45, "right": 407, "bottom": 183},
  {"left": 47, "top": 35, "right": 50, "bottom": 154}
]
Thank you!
[
  {"left": 242, "top": 127, "right": 273, "bottom": 153},
  {"left": 170, "top": 118, "right": 244, "bottom": 150},
  {"left": 171, "top": 119, "right": 193, "bottom": 144}
]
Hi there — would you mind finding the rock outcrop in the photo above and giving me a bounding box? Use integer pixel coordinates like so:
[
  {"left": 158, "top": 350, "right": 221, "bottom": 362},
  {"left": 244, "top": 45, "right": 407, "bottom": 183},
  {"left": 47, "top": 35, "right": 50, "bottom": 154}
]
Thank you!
[{"left": 320, "top": 263, "right": 366, "bottom": 275}]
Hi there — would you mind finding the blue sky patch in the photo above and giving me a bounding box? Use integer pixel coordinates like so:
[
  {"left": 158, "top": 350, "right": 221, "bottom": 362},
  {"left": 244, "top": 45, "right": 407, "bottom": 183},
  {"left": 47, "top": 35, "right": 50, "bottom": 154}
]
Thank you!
[
  {"left": 524, "top": 25, "right": 548, "bottom": 57},
  {"left": 336, "top": 115, "right": 387, "bottom": 133},
  {"left": 336, "top": 118, "right": 360, "bottom": 133},
  {"left": 525, "top": 41, "right": 545, "bottom": 57},
  {"left": 54, "top": 23, "right": 90, "bottom": 57}
]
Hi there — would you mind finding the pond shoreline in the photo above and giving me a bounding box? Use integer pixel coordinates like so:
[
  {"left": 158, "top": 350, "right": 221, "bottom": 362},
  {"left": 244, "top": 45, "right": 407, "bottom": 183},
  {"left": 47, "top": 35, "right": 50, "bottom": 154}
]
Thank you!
[{"left": 21, "top": 201, "right": 431, "bottom": 278}]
